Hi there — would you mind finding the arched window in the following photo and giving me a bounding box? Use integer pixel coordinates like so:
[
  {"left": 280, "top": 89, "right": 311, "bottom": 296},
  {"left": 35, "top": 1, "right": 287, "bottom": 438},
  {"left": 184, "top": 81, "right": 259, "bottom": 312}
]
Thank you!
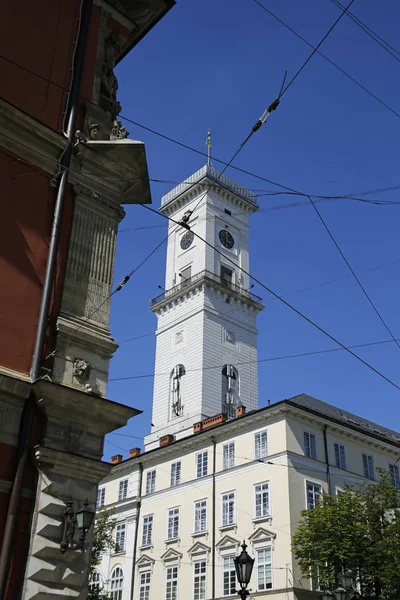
[
  {"left": 110, "top": 567, "right": 124, "bottom": 600},
  {"left": 171, "top": 364, "right": 185, "bottom": 417},
  {"left": 222, "top": 365, "right": 239, "bottom": 419}
]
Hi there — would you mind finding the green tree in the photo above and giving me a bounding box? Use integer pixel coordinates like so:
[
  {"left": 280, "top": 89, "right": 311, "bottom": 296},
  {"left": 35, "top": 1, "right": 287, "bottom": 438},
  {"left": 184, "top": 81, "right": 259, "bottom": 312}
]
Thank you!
[
  {"left": 87, "top": 508, "right": 117, "bottom": 600},
  {"left": 292, "top": 470, "right": 400, "bottom": 599}
]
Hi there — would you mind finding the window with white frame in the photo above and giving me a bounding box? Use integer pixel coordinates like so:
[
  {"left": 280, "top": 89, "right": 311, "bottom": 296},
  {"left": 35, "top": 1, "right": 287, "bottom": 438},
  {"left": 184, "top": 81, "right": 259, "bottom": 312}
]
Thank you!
[
  {"left": 139, "top": 571, "right": 151, "bottom": 600},
  {"left": 334, "top": 443, "right": 346, "bottom": 470},
  {"left": 194, "top": 499, "right": 207, "bottom": 533},
  {"left": 254, "top": 482, "right": 270, "bottom": 518},
  {"left": 389, "top": 463, "right": 400, "bottom": 489},
  {"left": 146, "top": 470, "right": 156, "bottom": 494},
  {"left": 223, "top": 442, "right": 235, "bottom": 469},
  {"left": 170, "top": 461, "right": 181, "bottom": 487},
  {"left": 89, "top": 570, "right": 101, "bottom": 594},
  {"left": 118, "top": 479, "right": 128, "bottom": 501},
  {"left": 222, "top": 365, "right": 239, "bottom": 419},
  {"left": 115, "top": 523, "right": 126, "bottom": 552},
  {"left": 362, "top": 453, "right": 374, "bottom": 480},
  {"left": 142, "top": 515, "right": 153, "bottom": 547},
  {"left": 167, "top": 507, "right": 180, "bottom": 540},
  {"left": 165, "top": 566, "right": 178, "bottom": 600},
  {"left": 110, "top": 567, "right": 124, "bottom": 600},
  {"left": 254, "top": 431, "right": 267, "bottom": 459},
  {"left": 221, "top": 492, "right": 235, "bottom": 526},
  {"left": 97, "top": 487, "right": 105, "bottom": 508},
  {"left": 171, "top": 364, "right": 185, "bottom": 417},
  {"left": 304, "top": 431, "right": 317, "bottom": 459},
  {"left": 193, "top": 560, "right": 207, "bottom": 600},
  {"left": 197, "top": 452, "right": 208, "bottom": 478},
  {"left": 306, "top": 482, "right": 322, "bottom": 509},
  {"left": 257, "top": 547, "right": 272, "bottom": 590},
  {"left": 222, "top": 556, "right": 236, "bottom": 596}
]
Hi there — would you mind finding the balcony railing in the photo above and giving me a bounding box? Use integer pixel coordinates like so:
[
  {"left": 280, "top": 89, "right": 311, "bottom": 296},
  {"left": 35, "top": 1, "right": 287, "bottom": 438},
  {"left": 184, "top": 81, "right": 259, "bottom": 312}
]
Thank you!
[{"left": 151, "top": 270, "right": 263, "bottom": 307}]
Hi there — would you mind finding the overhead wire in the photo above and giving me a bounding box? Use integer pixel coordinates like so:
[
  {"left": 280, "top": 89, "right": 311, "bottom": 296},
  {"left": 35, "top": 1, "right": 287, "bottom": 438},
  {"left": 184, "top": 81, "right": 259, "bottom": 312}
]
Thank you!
[
  {"left": 328, "top": 0, "right": 400, "bottom": 63},
  {"left": 252, "top": 0, "right": 400, "bottom": 119},
  {"left": 3, "top": 128, "right": 400, "bottom": 390}
]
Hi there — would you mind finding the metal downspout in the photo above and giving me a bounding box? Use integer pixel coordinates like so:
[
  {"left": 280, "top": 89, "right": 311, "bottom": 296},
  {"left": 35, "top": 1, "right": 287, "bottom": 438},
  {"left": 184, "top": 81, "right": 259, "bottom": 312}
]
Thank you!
[
  {"left": 323, "top": 424, "right": 332, "bottom": 494},
  {"left": 30, "top": 0, "right": 93, "bottom": 382},
  {"left": 211, "top": 437, "right": 216, "bottom": 600},
  {"left": 130, "top": 462, "right": 143, "bottom": 600}
]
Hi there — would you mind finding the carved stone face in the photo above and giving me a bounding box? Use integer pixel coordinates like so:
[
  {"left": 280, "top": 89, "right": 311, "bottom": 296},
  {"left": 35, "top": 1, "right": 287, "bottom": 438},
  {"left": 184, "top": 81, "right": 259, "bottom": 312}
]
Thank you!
[
  {"left": 73, "top": 359, "right": 90, "bottom": 381},
  {"left": 89, "top": 124, "right": 100, "bottom": 139}
]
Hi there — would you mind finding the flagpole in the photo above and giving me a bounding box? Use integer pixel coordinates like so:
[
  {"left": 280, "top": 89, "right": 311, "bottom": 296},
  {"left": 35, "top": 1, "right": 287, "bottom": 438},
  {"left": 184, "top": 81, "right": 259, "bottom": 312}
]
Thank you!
[{"left": 206, "top": 130, "right": 212, "bottom": 166}]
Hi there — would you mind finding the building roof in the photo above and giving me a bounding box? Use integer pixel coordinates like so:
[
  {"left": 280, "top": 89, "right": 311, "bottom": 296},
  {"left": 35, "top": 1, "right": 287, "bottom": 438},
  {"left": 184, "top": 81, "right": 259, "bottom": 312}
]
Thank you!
[
  {"left": 160, "top": 164, "right": 258, "bottom": 209},
  {"left": 287, "top": 393, "right": 400, "bottom": 446}
]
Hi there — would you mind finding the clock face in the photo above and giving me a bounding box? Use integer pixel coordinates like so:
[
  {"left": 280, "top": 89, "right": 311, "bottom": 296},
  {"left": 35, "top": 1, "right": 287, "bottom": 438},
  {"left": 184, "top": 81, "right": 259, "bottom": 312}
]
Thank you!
[
  {"left": 180, "top": 230, "right": 194, "bottom": 250},
  {"left": 219, "top": 229, "right": 234, "bottom": 249}
]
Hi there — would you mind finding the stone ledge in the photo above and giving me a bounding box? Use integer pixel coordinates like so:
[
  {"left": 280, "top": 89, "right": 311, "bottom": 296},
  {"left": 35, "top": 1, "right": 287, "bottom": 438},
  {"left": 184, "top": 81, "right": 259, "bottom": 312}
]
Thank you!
[{"left": 34, "top": 445, "right": 111, "bottom": 484}]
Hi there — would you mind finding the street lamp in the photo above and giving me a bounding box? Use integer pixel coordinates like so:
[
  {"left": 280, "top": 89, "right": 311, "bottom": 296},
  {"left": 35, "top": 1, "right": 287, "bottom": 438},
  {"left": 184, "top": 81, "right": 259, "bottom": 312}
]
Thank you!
[
  {"left": 234, "top": 541, "right": 255, "bottom": 600},
  {"left": 60, "top": 499, "right": 96, "bottom": 553},
  {"left": 320, "top": 569, "right": 353, "bottom": 600}
]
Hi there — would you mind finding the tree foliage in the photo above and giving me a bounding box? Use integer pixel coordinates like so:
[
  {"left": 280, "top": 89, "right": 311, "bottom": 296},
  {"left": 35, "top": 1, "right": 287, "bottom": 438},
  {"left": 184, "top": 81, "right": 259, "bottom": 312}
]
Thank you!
[
  {"left": 87, "top": 508, "right": 117, "bottom": 600},
  {"left": 292, "top": 470, "right": 400, "bottom": 599}
]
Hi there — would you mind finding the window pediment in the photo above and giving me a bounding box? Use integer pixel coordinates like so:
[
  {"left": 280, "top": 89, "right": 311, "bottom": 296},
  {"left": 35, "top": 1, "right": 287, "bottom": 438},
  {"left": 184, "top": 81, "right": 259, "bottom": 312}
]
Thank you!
[
  {"left": 160, "top": 548, "right": 183, "bottom": 564},
  {"left": 249, "top": 526, "right": 276, "bottom": 545},
  {"left": 216, "top": 534, "right": 240, "bottom": 552},
  {"left": 188, "top": 541, "right": 211, "bottom": 556},
  {"left": 136, "top": 554, "right": 155, "bottom": 568}
]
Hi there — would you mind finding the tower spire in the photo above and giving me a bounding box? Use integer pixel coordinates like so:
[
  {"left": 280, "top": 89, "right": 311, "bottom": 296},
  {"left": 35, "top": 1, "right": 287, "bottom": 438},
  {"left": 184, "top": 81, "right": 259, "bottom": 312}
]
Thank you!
[{"left": 205, "top": 130, "right": 212, "bottom": 166}]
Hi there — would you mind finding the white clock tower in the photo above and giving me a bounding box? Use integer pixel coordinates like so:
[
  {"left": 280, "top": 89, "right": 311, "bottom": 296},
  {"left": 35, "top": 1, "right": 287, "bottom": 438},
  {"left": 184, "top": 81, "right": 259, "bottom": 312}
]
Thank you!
[{"left": 144, "top": 164, "right": 264, "bottom": 450}]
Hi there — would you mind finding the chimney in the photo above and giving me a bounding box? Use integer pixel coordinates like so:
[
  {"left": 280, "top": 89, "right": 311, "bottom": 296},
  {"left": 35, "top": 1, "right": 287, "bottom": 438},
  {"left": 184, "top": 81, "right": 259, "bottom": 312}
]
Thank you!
[
  {"left": 236, "top": 405, "right": 246, "bottom": 417},
  {"left": 267, "top": 399, "right": 271, "bottom": 406},
  {"left": 129, "top": 447, "right": 141, "bottom": 458},
  {"left": 160, "top": 434, "right": 174, "bottom": 447},
  {"left": 111, "top": 454, "right": 123, "bottom": 464}
]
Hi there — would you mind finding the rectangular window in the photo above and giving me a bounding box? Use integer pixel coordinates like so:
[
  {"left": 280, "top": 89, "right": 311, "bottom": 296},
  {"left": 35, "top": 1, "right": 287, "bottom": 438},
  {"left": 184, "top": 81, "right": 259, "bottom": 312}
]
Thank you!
[
  {"left": 223, "top": 442, "right": 235, "bottom": 469},
  {"left": 197, "top": 452, "right": 208, "bottom": 478},
  {"left": 304, "top": 431, "right": 317, "bottom": 459},
  {"left": 170, "top": 462, "right": 181, "bottom": 487},
  {"left": 166, "top": 566, "right": 178, "bottom": 600},
  {"left": 97, "top": 487, "right": 105, "bottom": 508},
  {"left": 139, "top": 571, "right": 151, "bottom": 600},
  {"left": 180, "top": 265, "right": 192, "bottom": 287},
  {"left": 167, "top": 507, "right": 180, "bottom": 540},
  {"left": 254, "top": 482, "right": 270, "bottom": 518},
  {"left": 222, "top": 492, "right": 235, "bottom": 526},
  {"left": 194, "top": 499, "right": 207, "bottom": 533},
  {"left": 221, "top": 265, "right": 233, "bottom": 286},
  {"left": 115, "top": 523, "right": 126, "bottom": 552},
  {"left": 146, "top": 470, "right": 156, "bottom": 494},
  {"left": 118, "top": 479, "right": 128, "bottom": 501},
  {"left": 257, "top": 547, "right": 272, "bottom": 591},
  {"left": 334, "top": 443, "right": 346, "bottom": 470},
  {"left": 223, "top": 556, "right": 236, "bottom": 596},
  {"left": 194, "top": 560, "right": 207, "bottom": 600},
  {"left": 306, "top": 482, "right": 322, "bottom": 509},
  {"left": 142, "top": 515, "right": 153, "bottom": 547},
  {"left": 254, "top": 431, "right": 268, "bottom": 459},
  {"left": 389, "top": 463, "right": 400, "bottom": 489},
  {"left": 362, "top": 453, "right": 374, "bottom": 480}
]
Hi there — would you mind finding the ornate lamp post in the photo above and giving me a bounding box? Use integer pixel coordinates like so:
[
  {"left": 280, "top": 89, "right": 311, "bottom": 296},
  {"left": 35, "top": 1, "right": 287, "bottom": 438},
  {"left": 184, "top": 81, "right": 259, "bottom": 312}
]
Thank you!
[
  {"left": 234, "top": 541, "right": 255, "bottom": 600},
  {"left": 60, "top": 499, "right": 96, "bottom": 553},
  {"left": 321, "top": 569, "right": 354, "bottom": 600}
]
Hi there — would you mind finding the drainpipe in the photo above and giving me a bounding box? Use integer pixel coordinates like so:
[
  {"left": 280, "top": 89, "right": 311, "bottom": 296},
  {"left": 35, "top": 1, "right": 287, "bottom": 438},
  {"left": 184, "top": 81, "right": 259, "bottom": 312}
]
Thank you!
[
  {"left": 211, "top": 437, "right": 216, "bottom": 600},
  {"left": 323, "top": 425, "right": 332, "bottom": 494},
  {"left": 130, "top": 462, "right": 143, "bottom": 600},
  {"left": 0, "top": 392, "right": 36, "bottom": 600},
  {"left": 30, "top": 0, "right": 93, "bottom": 382}
]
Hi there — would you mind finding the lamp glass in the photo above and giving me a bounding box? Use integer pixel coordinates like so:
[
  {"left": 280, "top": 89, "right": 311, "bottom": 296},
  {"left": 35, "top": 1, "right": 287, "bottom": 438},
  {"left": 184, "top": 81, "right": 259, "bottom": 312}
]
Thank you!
[
  {"left": 334, "top": 588, "right": 347, "bottom": 600},
  {"left": 339, "top": 569, "right": 353, "bottom": 590},
  {"left": 234, "top": 542, "right": 255, "bottom": 586},
  {"left": 76, "top": 501, "right": 95, "bottom": 531}
]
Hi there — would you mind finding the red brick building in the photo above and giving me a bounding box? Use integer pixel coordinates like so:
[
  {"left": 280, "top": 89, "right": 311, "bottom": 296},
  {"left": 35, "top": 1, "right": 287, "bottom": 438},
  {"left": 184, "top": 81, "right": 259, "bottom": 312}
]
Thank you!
[{"left": 0, "top": 1, "right": 174, "bottom": 597}]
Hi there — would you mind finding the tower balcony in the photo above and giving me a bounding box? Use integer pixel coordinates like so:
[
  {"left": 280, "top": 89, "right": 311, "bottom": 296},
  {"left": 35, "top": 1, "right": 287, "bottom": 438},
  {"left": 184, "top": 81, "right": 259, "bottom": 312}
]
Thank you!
[{"left": 151, "top": 270, "right": 263, "bottom": 310}]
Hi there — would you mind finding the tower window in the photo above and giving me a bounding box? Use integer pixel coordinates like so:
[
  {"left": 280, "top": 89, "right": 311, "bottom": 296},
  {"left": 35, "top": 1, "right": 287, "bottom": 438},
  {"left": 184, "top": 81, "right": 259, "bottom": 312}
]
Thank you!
[
  {"left": 171, "top": 365, "right": 185, "bottom": 417},
  {"left": 179, "top": 266, "right": 192, "bottom": 288},
  {"left": 224, "top": 209, "right": 232, "bottom": 216},
  {"left": 222, "top": 365, "right": 239, "bottom": 419},
  {"left": 220, "top": 266, "right": 233, "bottom": 287}
]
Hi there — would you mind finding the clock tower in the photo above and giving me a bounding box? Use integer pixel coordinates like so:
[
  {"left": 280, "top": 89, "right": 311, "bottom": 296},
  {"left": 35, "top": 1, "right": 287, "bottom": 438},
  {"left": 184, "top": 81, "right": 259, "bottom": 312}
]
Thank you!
[{"left": 144, "top": 164, "right": 264, "bottom": 450}]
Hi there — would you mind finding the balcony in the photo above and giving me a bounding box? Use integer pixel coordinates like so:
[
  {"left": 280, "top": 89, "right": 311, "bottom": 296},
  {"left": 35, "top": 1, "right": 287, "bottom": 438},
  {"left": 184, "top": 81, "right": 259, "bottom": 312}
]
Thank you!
[{"left": 150, "top": 270, "right": 263, "bottom": 308}]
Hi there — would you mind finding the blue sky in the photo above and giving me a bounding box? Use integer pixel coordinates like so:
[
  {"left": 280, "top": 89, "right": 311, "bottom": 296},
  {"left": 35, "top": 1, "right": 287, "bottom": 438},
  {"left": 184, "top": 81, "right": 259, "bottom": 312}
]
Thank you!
[{"left": 104, "top": 0, "right": 400, "bottom": 459}]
